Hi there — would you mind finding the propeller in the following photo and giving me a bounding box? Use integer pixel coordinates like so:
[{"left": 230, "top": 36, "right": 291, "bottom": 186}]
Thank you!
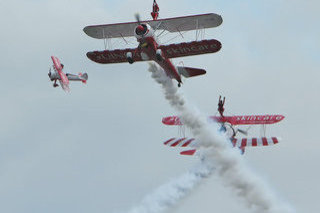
[
  {"left": 134, "top": 13, "right": 146, "bottom": 38},
  {"left": 135, "top": 13, "right": 141, "bottom": 25},
  {"left": 48, "top": 67, "right": 52, "bottom": 77}
]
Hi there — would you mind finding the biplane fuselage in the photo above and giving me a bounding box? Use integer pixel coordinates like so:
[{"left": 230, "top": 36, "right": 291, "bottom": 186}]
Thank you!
[
  {"left": 49, "top": 56, "right": 88, "bottom": 92},
  {"left": 135, "top": 30, "right": 182, "bottom": 84}
]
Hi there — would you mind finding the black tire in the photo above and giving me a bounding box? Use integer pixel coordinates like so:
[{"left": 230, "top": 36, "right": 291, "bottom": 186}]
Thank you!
[
  {"left": 156, "top": 54, "right": 162, "bottom": 61},
  {"left": 128, "top": 58, "right": 134, "bottom": 64}
]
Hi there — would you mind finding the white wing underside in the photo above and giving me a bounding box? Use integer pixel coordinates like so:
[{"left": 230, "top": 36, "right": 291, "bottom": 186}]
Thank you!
[{"left": 83, "top": 13, "right": 222, "bottom": 39}]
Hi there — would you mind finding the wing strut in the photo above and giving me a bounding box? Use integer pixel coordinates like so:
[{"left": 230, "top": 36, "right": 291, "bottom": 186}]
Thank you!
[{"left": 102, "top": 29, "right": 107, "bottom": 50}]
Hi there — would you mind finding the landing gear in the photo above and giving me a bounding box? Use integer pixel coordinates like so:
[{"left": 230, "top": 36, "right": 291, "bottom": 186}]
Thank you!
[
  {"left": 53, "top": 80, "right": 59, "bottom": 87},
  {"left": 128, "top": 58, "right": 134, "bottom": 64},
  {"left": 156, "top": 49, "right": 163, "bottom": 61},
  {"left": 126, "top": 52, "right": 134, "bottom": 64}
]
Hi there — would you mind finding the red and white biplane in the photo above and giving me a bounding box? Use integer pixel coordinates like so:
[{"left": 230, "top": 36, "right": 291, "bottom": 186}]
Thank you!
[
  {"left": 162, "top": 96, "right": 285, "bottom": 155},
  {"left": 83, "top": 0, "right": 222, "bottom": 87},
  {"left": 48, "top": 56, "right": 88, "bottom": 92}
]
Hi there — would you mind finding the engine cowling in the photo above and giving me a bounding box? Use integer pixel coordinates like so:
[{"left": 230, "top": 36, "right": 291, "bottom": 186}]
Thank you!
[
  {"left": 134, "top": 23, "right": 154, "bottom": 39},
  {"left": 48, "top": 68, "right": 59, "bottom": 80}
]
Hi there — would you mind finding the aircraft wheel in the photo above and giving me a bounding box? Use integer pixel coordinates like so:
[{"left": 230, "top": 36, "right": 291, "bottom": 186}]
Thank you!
[
  {"left": 156, "top": 54, "right": 162, "bottom": 61},
  {"left": 128, "top": 58, "right": 134, "bottom": 64}
]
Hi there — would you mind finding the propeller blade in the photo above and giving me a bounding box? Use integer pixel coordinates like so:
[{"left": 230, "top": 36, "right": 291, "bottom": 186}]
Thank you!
[{"left": 135, "top": 13, "right": 141, "bottom": 25}]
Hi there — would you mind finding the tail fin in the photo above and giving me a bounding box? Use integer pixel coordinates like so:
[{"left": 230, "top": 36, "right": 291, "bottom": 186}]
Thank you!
[
  {"left": 78, "top": 73, "right": 88, "bottom": 83},
  {"left": 177, "top": 66, "right": 206, "bottom": 78}
]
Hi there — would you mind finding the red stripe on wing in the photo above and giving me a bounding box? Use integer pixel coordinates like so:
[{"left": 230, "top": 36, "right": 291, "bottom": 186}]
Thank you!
[
  {"left": 164, "top": 138, "right": 175, "bottom": 145},
  {"left": 252, "top": 138, "right": 258, "bottom": 146},
  {"left": 171, "top": 138, "right": 186, "bottom": 147},
  {"left": 272, "top": 137, "right": 279, "bottom": 144},
  {"left": 180, "top": 149, "right": 196, "bottom": 156},
  {"left": 181, "top": 138, "right": 195, "bottom": 147},
  {"left": 262, "top": 137, "right": 268, "bottom": 146},
  {"left": 241, "top": 138, "right": 247, "bottom": 147}
]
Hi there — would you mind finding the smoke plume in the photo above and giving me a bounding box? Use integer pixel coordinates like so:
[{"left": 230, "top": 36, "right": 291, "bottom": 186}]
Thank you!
[
  {"left": 127, "top": 160, "right": 214, "bottom": 213},
  {"left": 147, "top": 63, "right": 294, "bottom": 213}
]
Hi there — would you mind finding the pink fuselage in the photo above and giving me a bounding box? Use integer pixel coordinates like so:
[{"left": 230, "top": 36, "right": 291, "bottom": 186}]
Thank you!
[{"left": 138, "top": 36, "right": 182, "bottom": 84}]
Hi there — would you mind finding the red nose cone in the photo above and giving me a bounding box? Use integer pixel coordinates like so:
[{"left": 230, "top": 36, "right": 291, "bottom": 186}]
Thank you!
[{"left": 136, "top": 25, "right": 145, "bottom": 34}]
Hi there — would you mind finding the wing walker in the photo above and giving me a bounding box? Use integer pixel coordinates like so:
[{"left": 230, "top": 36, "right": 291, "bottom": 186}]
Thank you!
[
  {"left": 83, "top": 0, "right": 222, "bottom": 87},
  {"left": 162, "top": 96, "right": 285, "bottom": 155}
]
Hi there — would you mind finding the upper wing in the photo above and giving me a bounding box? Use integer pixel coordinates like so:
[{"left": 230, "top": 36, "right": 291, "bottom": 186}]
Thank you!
[
  {"left": 51, "top": 56, "right": 62, "bottom": 71},
  {"left": 210, "top": 115, "right": 285, "bottom": 125},
  {"left": 159, "top": 39, "right": 221, "bottom": 59},
  {"left": 152, "top": 13, "right": 222, "bottom": 33},
  {"left": 84, "top": 13, "right": 222, "bottom": 39},
  {"left": 162, "top": 115, "right": 285, "bottom": 126},
  {"left": 86, "top": 48, "right": 144, "bottom": 64}
]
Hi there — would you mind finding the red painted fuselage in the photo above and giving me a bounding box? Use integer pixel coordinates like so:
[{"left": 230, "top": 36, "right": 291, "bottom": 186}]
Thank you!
[{"left": 138, "top": 36, "right": 182, "bottom": 84}]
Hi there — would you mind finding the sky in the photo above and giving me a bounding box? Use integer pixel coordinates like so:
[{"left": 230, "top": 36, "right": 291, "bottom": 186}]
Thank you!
[{"left": 0, "top": 0, "right": 319, "bottom": 212}]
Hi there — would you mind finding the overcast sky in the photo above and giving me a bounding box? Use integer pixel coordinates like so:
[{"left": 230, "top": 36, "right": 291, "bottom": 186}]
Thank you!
[{"left": 0, "top": 0, "right": 319, "bottom": 212}]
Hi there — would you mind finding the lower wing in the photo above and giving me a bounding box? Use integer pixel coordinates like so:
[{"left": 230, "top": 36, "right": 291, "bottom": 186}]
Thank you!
[
  {"left": 86, "top": 48, "right": 143, "bottom": 64},
  {"left": 159, "top": 39, "right": 221, "bottom": 59},
  {"left": 163, "top": 137, "right": 280, "bottom": 156}
]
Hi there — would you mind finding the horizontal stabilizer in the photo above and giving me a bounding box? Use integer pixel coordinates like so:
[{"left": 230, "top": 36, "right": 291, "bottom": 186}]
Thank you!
[
  {"left": 79, "top": 73, "right": 88, "bottom": 83},
  {"left": 177, "top": 67, "right": 206, "bottom": 78}
]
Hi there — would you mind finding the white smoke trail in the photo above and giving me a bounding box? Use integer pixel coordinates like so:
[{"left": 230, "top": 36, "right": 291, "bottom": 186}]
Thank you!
[
  {"left": 148, "top": 63, "right": 294, "bottom": 213},
  {"left": 127, "top": 160, "right": 214, "bottom": 213}
]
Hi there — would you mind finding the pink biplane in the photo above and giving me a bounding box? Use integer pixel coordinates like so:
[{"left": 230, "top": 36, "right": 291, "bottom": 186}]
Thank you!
[
  {"left": 162, "top": 96, "right": 285, "bottom": 155},
  {"left": 83, "top": 0, "right": 222, "bottom": 87},
  {"left": 48, "top": 56, "right": 88, "bottom": 92}
]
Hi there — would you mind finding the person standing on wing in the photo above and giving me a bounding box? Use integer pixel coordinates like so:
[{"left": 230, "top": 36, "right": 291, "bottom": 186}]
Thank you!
[
  {"left": 151, "top": 0, "right": 159, "bottom": 20},
  {"left": 218, "top": 96, "right": 226, "bottom": 117}
]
